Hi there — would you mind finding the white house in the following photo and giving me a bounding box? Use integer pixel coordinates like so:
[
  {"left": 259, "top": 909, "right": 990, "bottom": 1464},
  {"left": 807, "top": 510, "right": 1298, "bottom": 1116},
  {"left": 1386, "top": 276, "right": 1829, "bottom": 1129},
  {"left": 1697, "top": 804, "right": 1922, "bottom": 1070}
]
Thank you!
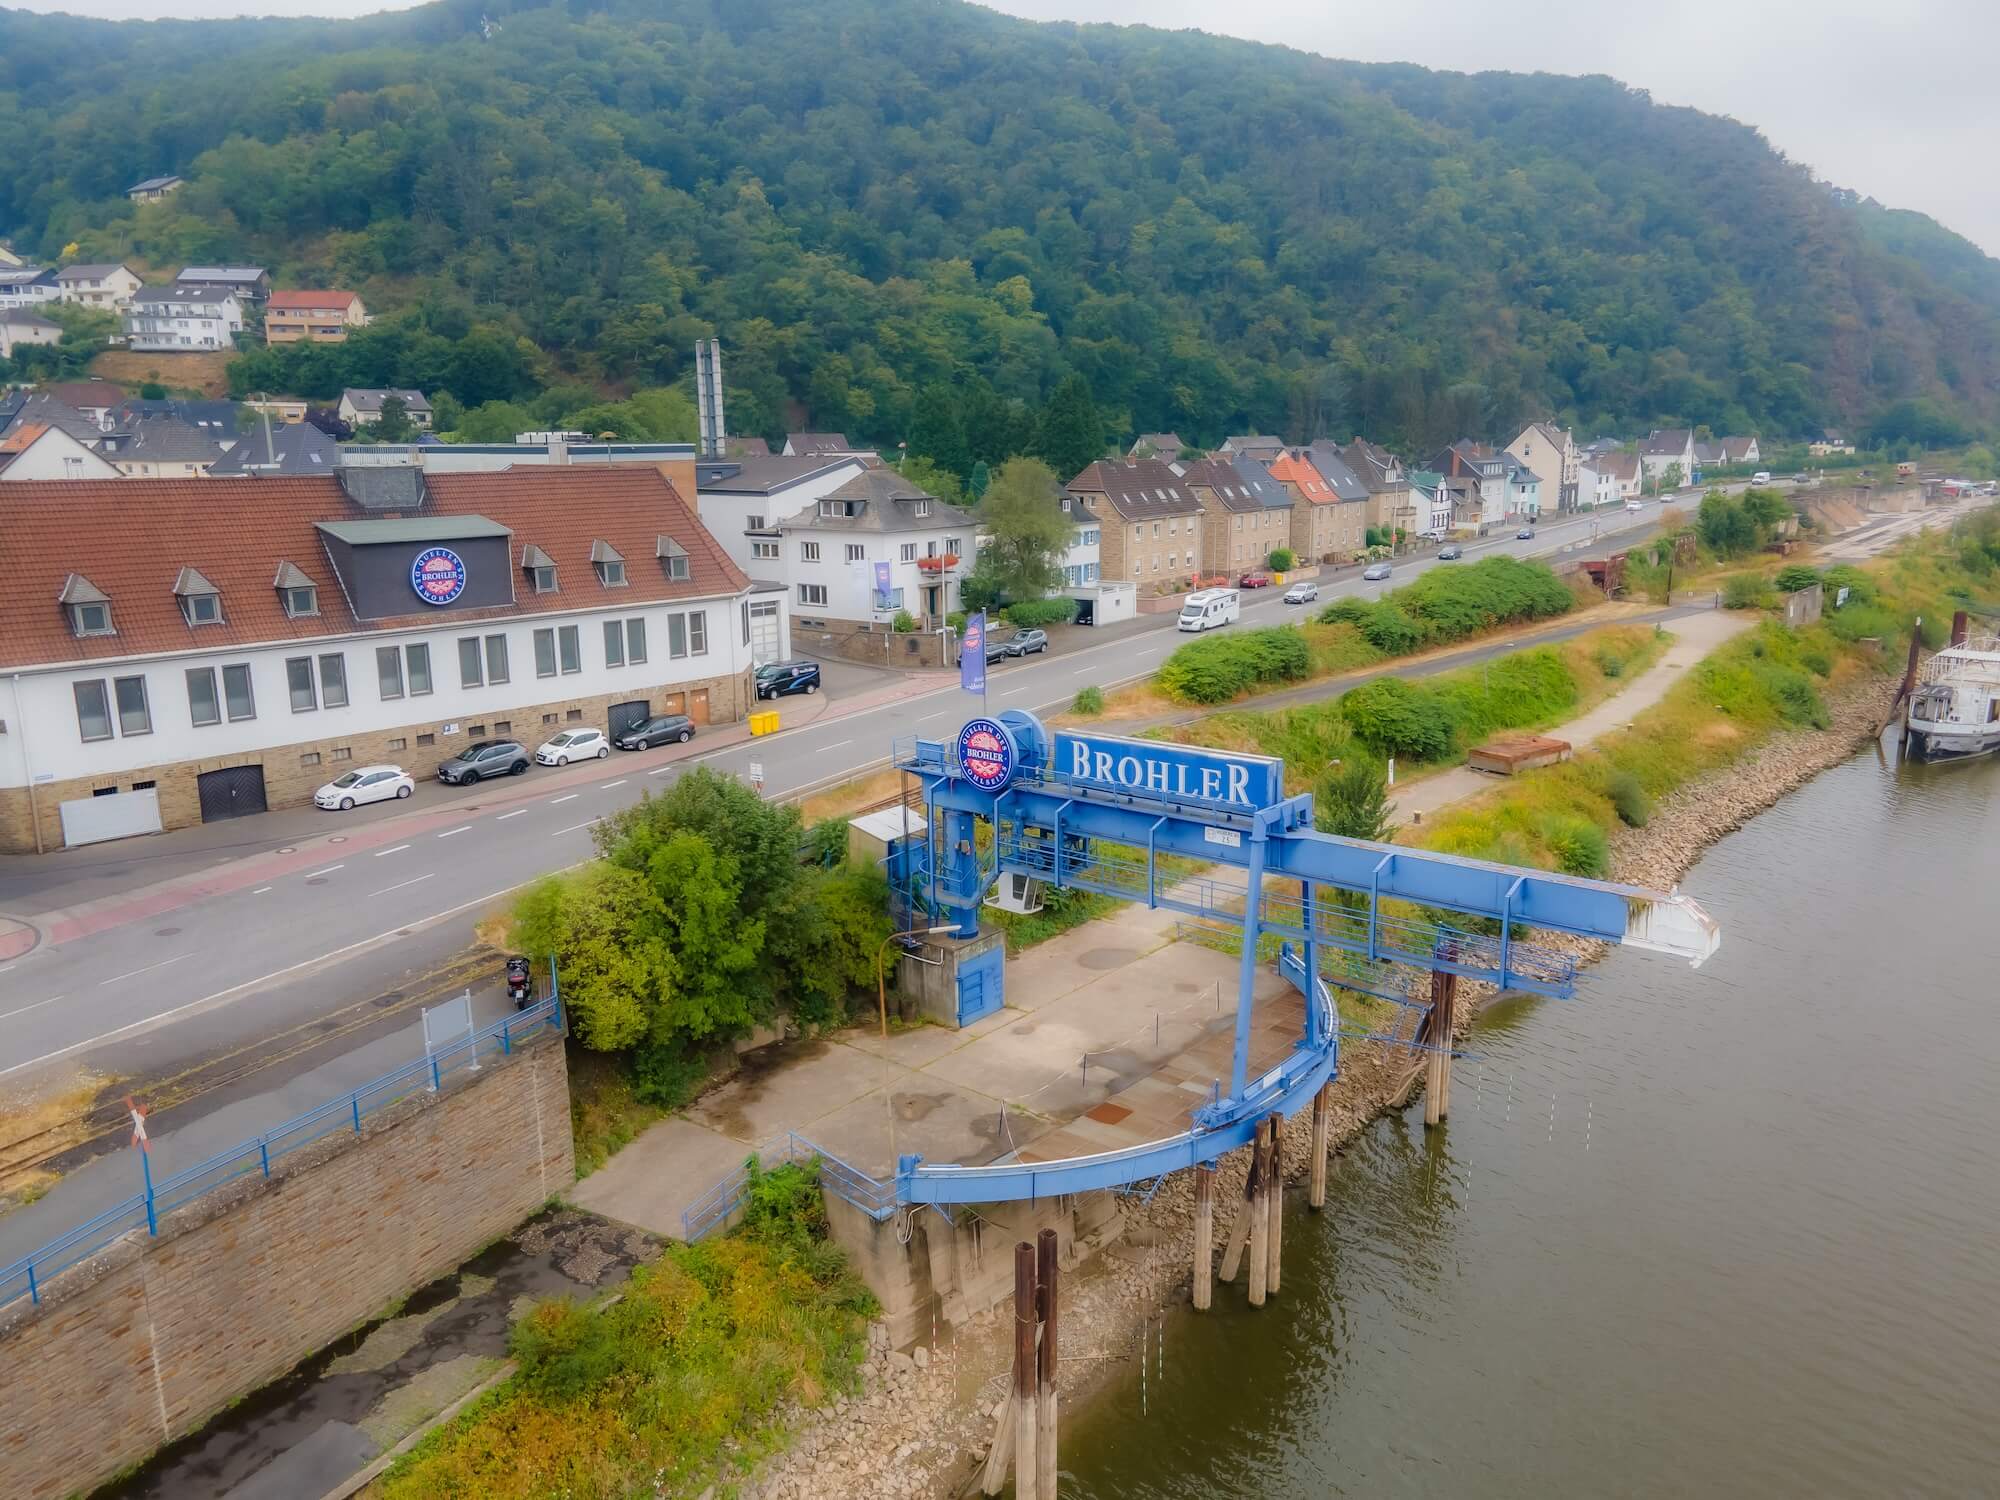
[
  {"left": 774, "top": 467, "right": 977, "bottom": 629},
  {"left": 339, "top": 389, "right": 433, "bottom": 430},
  {"left": 1441, "top": 441, "right": 1510, "bottom": 526},
  {"left": 56, "top": 263, "right": 144, "bottom": 312},
  {"left": 1639, "top": 429, "right": 1697, "bottom": 490},
  {"left": 124, "top": 285, "right": 243, "bottom": 352},
  {"left": 0, "top": 267, "right": 59, "bottom": 311},
  {"left": 1576, "top": 460, "right": 1618, "bottom": 511},
  {"left": 1055, "top": 491, "right": 1101, "bottom": 587},
  {"left": 693, "top": 454, "right": 868, "bottom": 580},
  {"left": 1408, "top": 471, "right": 1455, "bottom": 537},
  {"left": 0, "top": 311, "right": 61, "bottom": 360},
  {"left": 1719, "top": 435, "right": 1761, "bottom": 466},
  {"left": 0, "top": 421, "right": 123, "bottom": 481},
  {"left": 1500, "top": 453, "right": 1543, "bottom": 520},
  {"left": 1506, "top": 421, "right": 1578, "bottom": 512},
  {"left": 127, "top": 175, "right": 185, "bottom": 203},
  {"left": 0, "top": 466, "right": 781, "bottom": 852}
]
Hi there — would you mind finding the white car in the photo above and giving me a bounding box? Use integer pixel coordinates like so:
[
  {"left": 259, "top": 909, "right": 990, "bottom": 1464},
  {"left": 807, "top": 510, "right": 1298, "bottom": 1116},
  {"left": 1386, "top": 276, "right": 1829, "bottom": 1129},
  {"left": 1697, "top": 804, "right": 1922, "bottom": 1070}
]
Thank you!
[
  {"left": 314, "top": 765, "right": 414, "bottom": 811},
  {"left": 1282, "top": 581, "right": 1320, "bottom": 604},
  {"left": 1751, "top": 470, "right": 1772, "bottom": 484},
  {"left": 536, "top": 727, "right": 609, "bottom": 765}
]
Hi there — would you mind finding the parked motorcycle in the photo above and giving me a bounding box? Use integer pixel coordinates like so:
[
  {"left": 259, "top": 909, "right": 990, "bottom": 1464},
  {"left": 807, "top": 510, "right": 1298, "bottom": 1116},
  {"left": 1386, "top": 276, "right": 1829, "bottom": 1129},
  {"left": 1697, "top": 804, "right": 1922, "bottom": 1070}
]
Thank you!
[{"left": 506, "top": 956, "right": 532, "bottom": 1008}]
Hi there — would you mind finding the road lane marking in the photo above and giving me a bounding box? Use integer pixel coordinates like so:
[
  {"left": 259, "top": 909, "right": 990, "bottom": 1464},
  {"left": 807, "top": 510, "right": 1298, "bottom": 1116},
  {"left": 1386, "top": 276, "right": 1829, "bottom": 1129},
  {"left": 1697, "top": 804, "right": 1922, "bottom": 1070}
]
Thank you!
[
  {"left": 601, "top": 779, "right": 627, "bottom": 789},
  {"left": 305, "top": 863, "right": 345, "bottom": 877},
  {"left": 496, "top": 809, "right": 528, "bottom": 821},
  {"left": 438, "top": 824, "right": 473, "bottom": 838},
  {"left": 370, "top": 874, "right": 436, "bottom": 898},
  {"left": 647, "top": 765, "right": 676, "bottom": 775},
  {"left": 817, "top": 740, "right": 852, "bottom": 752},
  {"left": 373, "top": 844, "right": 411, "bottom": 858},
  {"left": 1071, "top": 666, "right": 1097, "bottom": 675},
  {"left": 0, "top": 994, "right": 62, "bottom": 1022},
  {"left": 252, "top": 886, "right": 273, "bottom": 894},
  {"left": 553, "top": 819, "right": 601, "bottom": 836},
  {"left": 99, "top": 953, "right": 192, "bottom": 988},
  {"left": 549, "top": 793, "right": 579, "bottom": 805}
]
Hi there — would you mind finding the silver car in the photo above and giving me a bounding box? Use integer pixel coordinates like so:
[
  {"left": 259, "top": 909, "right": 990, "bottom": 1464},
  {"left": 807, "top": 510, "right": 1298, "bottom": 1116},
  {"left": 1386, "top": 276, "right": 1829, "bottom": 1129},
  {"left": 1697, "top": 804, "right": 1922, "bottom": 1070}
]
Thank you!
[
  {"left": 1282, "top": 581, "right": 1319, "bottom": 604},
  {"left": 1362, "top": 562, "right": 1393, "bottom": 581}
]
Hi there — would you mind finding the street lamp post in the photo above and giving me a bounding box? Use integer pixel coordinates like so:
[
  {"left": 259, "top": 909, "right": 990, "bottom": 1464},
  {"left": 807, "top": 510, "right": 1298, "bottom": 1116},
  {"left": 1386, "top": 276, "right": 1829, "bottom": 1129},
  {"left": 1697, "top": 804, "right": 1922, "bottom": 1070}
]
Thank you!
[{"left": 877, "top": 923, "right": 962, "bottom": 1038}]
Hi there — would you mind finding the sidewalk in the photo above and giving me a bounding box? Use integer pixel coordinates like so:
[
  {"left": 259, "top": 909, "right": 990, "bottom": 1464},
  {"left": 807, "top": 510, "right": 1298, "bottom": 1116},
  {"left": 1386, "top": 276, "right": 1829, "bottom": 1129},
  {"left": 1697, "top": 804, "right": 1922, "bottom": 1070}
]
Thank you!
[{"left": 0, "top": 668, "right": 953, "bottom": 953}]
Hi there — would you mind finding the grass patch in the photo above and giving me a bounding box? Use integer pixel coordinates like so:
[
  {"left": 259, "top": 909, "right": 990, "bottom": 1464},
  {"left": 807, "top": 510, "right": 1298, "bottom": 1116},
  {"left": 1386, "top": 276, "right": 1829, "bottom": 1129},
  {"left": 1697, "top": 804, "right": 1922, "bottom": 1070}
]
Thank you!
[{"left": 379, "top": 1161, "right": 875, "bottom": 1500}]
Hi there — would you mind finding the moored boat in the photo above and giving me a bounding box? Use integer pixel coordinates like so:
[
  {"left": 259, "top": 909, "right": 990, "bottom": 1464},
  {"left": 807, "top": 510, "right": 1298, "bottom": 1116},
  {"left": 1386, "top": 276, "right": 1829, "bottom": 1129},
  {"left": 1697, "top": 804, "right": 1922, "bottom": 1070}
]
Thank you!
[{"left": 1905, "top": 635, "right": 2000, "bottom": 760}]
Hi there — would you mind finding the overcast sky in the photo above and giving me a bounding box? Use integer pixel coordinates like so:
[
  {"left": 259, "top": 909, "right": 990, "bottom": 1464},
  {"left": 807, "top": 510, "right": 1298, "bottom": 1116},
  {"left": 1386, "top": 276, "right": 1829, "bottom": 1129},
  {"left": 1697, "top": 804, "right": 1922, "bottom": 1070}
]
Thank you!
[{"left": 16, "top": 0, "right": 1999, "bottom": 257}]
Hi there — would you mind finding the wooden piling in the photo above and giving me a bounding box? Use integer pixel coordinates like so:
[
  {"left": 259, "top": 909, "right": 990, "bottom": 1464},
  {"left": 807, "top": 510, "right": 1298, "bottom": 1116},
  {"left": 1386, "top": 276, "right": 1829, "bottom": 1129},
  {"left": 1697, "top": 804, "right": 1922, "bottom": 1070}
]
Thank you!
[
  {"left": 1424, "top": 967, "right": 1459, "bottom": 1127},
  {"left": 1192, "top": 1164, "right": 1215, "bottom": 1310},
  {"left": 1247, "top": 1121, "right": 1270, "bottom": 1308},
  {"left": 1014, "top": 1241, "right": 1040, "bottom": 1500},
  {"left": 1217, "top": 1145, "right": 1256, "bottom": 1283},
  {"left": 1308, "top": 1084, "right": 1331, "bottom": 1210},
  {"left": 978, "top": 1392, "right": 1016, "bottom": 1496},
  {"left": 1265, "top": 1114, "right": 1283, "bottom": 1297},
  {"left": 1037, "top": 1227, "right": 1060, "bottom": 1499}
]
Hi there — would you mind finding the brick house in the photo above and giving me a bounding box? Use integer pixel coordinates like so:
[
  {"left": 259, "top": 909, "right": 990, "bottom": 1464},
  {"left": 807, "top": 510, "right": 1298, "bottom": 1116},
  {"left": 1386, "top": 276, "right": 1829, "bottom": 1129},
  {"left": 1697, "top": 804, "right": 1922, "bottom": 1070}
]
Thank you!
[
  {"left": 1302, "top": 443, "right": 1373, "bottom": 557},
  {"left": 1337, "top": 437, "right": 1420, "bottom": 537},
  {"left": 0, "top": 467, "right": 777, "bottom": 853},
  {"left": 1063, "top": 459, "right": 1207, "bottom": 589},
  {"left": 1179, "top": 458, "right": 1289, "bottom": 575}
]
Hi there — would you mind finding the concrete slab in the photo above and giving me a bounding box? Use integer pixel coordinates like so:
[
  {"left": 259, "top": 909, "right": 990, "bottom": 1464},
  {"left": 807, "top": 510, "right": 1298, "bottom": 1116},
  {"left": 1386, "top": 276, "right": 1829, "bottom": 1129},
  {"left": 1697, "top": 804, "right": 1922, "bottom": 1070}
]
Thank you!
[
  {"left": 222, "top": 1420, "right": 377, "bottom": 1500},
  {"left": 686, "top": 1036, "right": 915, "bottom": 1142},
  {"left": 800, "top": 1074, "right": 1012, "bottom": 1179},
  {"left": 567, "top": 1115, "right": 753, "bottom": 1239}
]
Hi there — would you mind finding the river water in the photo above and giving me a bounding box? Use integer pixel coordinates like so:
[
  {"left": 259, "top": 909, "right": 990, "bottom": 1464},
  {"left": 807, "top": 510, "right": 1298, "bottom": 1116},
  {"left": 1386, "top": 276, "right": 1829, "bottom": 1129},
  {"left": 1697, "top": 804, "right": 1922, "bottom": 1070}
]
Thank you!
[{"left": 1063, "top": 748, "right": 2000, "bottom": 1497}]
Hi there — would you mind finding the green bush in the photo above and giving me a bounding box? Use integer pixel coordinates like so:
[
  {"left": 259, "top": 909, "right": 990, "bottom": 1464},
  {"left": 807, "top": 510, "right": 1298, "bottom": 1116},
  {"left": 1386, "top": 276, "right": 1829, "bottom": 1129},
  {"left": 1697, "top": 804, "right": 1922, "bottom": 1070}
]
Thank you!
[
  {"left": 946, "top": 610, "right": 968, "bottom": 633},
  {"left": 1763, "top": 665, "right": 1830, "bottom": 728},
  {"left": 1606, "top": 770, "right": 1650, "bottom": 827},
  {"left": 1534, "top": 812, "right": 1610, "bottom": 877},
  {"left": 1339, "top": 677, "right": 1455, "bottom": 760},
  {"left": 1391, "top": 555, "right": 1574, "bottom": 641},
  {"left": 1004, "top": 596, "right": 1078, "bottom": 629},
  {"left": 1722, "top": 573, "right": 1772, "bottom": 610},
  {"left": 1267, "top": 547, "right": 1296, "bottom": 571},
  {"left": 1072, "top": 685, "right": 1104, "bottom": 715},
  {"left": 891, "top": 609, "right": 917, "bottom": 633},
  {"left": 1798, "top": 645, "right": 1833, "bottom": 677},
  {"left": 1157, "top": 627, "right": 1312, "bottom": 703},
  {"left": 1825, "top": 601, "right": 1901, "bottom": 643},
  {"left": 1318, "top": 597, "right": 1373, "bottom": 626},
  {"left": 1819, "top": 564, "right": 1876, "bottom": 606},
  {"left": 1313, "top": 756, "right": 1392, "bottom": 841},
  {"left": 1358, "top": 603, "right": 1425, "bottom": 655},
  {"left": 1595, "top": 644, "right": 1626, "bottom": 678},
  {"left": 1773, "top": 564, "right": 1822, "bottom": 593}
]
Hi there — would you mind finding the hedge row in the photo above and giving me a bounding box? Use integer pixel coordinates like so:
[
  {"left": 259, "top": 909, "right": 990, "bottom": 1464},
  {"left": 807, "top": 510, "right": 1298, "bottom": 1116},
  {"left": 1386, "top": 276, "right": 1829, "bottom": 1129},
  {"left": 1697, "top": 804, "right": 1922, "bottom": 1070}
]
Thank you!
[
  {"left": 1319, "top": 556, "right": 1574, "bottom": 656},
  {"left": 1156, "top": 626, "right": 1312, "bottom": 704}
]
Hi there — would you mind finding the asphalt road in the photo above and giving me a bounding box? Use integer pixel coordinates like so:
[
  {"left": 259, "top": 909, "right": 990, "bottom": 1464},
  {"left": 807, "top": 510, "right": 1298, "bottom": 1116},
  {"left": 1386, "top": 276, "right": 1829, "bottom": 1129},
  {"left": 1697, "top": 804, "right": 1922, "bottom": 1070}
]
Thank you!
[{"left": 0, "top": 498, "right": 1673, "bottom": 1091}]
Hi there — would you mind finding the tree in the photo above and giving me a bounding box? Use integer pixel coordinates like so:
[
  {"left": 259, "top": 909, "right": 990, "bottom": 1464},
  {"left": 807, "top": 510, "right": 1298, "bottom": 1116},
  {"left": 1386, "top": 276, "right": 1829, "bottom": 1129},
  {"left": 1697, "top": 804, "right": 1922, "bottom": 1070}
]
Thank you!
[
  {"left": 898, "top": 454, "right": 965, "bottom": 508},
  {"left": 1313, "top": 757, "right": 1393, "bottom": 843},
  {"left": 138, "top": 380, "right": 167, "bottom": 400},
  {"left": 430, "top": 390, "right": 466, "bottom": 435},
  {"left": 908, "top": 384, "right": 971, "bottom": 478},
  {"left": 303, "top": 405, "right": 353, "bottom": 442},
  {"left": 967, "top": 459, "right": 991, "bottom": 503},
  {"left": 370, "top": 394, "right": 416, "bottom": 443},
  {"left": 1033, "top": 375, "right": 1106, "bottom": 482},
  {"left": 969, "top": 457, "right": 1071, "bottom": 603}
]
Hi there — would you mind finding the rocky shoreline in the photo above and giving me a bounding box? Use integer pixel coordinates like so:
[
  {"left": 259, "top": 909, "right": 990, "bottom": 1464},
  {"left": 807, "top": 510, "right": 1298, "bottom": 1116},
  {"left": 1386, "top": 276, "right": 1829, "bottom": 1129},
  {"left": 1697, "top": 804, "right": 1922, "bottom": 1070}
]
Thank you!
[{"left": 729, "top": 667, "right": 1900, "bottom": 1500}]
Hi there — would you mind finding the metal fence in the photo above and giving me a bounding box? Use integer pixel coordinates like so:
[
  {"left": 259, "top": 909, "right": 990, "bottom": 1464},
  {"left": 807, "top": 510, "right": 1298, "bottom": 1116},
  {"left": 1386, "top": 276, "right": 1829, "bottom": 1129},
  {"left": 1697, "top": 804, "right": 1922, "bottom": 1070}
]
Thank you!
[
  {"left": 680, "top": 1130, "right": 897, "bottom": 1242},
  {"left": 0, "top": 995, "right": 563, "bottom": 1314}
]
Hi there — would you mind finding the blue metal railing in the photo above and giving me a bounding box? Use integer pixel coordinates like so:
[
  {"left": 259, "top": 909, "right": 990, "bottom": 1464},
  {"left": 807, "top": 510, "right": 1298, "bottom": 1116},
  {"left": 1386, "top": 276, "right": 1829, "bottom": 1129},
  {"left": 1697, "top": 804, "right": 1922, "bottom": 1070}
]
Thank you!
[
  {"left": 0, "top": 995, "right": 563, "bottom": 1314},
  {"left": 680, "top": 1131, "right": 897, "bottom": 1242}
]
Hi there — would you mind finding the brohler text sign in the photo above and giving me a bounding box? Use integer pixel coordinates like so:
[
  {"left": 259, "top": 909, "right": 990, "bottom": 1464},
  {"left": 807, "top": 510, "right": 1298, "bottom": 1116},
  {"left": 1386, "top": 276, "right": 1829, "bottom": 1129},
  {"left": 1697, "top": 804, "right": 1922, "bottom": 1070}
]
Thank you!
[{"left": 1052, "top": 731, "right": 1281, "bottom": 812}]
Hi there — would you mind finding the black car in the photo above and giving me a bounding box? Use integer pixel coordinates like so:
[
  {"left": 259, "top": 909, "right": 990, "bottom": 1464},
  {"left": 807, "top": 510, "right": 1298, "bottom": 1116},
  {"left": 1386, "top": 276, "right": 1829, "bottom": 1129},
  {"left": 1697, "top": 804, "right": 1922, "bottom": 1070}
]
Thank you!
[
  {"left": 1437, "top": 544, "right": 1464, "bottom": 560},
  {"left": 755, "top": 660, "right": 821, "bottom": 698},
  {"left": 437, "top": 739, "right": 529, "bottom": 785},
  {"left": 616, "top": 714, "right": 695, "bottom": 750}
]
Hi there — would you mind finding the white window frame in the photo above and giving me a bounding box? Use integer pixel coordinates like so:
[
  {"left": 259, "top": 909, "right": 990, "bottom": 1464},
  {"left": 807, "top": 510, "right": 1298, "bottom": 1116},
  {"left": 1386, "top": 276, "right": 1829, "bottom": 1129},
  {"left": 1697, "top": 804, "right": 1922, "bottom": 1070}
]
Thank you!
[
  {"left": 801, "top": 541, "right": 822, "bottom": 563},
  {"left": 799, "top": 583, "right": 829, "bottom": 607}
]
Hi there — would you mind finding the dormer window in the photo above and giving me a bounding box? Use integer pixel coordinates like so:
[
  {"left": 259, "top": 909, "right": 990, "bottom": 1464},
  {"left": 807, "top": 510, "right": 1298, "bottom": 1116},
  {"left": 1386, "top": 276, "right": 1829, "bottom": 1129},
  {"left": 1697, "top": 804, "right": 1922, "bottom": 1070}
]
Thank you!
[
  {"left": 60, "top": 573, "right": 114, "bottom": 637},
  {"left": 656, "top": 534, "right": 691, "bottom": 582},
  {"left": 912, "top": 499, "right": 931, "bottom": 518},
  {"left": 590, "top": 540, "right": 627, "bottom": 588},
  {"left": 273, "top": 561, "right": 318, "bottom": 618},
  {"left": 173, "top": 566, "right": 223, "bottom": 627},
  {"left": 522, "top": 544, "right": 558, "bottom": 594}
]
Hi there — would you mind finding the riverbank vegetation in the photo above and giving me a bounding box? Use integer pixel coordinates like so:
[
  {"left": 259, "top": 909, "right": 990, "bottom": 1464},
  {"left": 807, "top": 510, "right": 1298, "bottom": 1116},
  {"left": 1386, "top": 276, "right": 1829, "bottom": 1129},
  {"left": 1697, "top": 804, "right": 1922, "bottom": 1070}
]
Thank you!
[
  {"left": 1415, "top": 509, "right": 2000, "bottom": 877},
  {"left": 379, "top": 1162, "right": 875, "bottom": 1499}
]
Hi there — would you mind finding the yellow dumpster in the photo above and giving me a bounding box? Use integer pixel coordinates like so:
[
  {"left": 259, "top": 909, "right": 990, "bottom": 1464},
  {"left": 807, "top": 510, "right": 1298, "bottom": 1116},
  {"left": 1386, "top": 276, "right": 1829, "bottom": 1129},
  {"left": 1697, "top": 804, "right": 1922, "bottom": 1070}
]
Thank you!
[{"left": 749, "top": 709, "right": 781, "bottom": 736}]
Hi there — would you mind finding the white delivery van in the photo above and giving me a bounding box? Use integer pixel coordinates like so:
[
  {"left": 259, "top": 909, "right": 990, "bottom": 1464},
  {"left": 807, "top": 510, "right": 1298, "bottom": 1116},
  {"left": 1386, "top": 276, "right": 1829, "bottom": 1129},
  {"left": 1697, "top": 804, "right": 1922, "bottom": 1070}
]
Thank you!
[{"left": 1177, "top": 588, "right": 1240, "bottom": 632}]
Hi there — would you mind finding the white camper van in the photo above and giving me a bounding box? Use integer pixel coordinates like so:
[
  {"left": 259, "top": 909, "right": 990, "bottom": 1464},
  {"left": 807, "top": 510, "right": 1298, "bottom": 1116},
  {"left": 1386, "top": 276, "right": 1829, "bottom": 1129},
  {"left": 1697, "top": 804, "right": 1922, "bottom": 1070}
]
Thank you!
[{"left": 1177, "top": 588, "right": 1240, "bottom": 632}]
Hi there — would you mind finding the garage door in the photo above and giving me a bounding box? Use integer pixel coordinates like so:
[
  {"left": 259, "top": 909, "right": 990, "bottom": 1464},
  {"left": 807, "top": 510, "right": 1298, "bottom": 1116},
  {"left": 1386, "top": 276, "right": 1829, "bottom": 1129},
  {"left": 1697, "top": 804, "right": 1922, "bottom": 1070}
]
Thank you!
[
  {"left": 197, "top": 764, "right": 268, "bottom": 824},
  {"left": 749, "top": 600, "right": 781, "bottom": 665},
  {"left": 608, "top": 699, "right": 651, "bottom": 738}
]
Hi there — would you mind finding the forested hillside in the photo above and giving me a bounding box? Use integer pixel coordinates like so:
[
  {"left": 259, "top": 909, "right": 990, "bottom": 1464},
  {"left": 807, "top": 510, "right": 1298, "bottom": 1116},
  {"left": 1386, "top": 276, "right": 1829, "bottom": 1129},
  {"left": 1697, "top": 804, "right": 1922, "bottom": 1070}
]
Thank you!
[{"left": 2, "top": 0, "right": 1995, "bottom": 451}]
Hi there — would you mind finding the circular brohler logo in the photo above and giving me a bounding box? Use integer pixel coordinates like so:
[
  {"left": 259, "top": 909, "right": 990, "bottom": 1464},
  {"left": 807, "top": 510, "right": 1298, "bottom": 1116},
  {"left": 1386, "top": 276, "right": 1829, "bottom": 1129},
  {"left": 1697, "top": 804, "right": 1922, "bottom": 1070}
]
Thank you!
[
  {"left": 410, "top": 546, "right": 468, "bottom": 606},
  {"left": 957, "top": 718, "right": 1015, "bottom": 792}
]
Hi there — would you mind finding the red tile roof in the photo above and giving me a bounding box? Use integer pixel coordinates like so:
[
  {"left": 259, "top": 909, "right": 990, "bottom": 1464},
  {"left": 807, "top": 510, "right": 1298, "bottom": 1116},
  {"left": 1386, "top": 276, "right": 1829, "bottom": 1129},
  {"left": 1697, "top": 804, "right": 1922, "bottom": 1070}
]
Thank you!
[
  {"left": 0, "top": 466, "right": 747, "bottom": 669},
  {"left": 1267, "top": 452, "right": 1335, "bottom": 504},
  {"left": 267, "top": 290, "right": 358, "bottom": 311}
]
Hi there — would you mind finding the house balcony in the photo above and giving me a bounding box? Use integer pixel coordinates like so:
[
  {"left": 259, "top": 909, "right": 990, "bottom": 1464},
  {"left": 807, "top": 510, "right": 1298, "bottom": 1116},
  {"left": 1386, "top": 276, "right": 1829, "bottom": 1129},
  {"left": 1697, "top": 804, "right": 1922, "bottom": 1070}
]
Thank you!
[{"left": 915, "top": 554, "right": 960, "bottom": 573}]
